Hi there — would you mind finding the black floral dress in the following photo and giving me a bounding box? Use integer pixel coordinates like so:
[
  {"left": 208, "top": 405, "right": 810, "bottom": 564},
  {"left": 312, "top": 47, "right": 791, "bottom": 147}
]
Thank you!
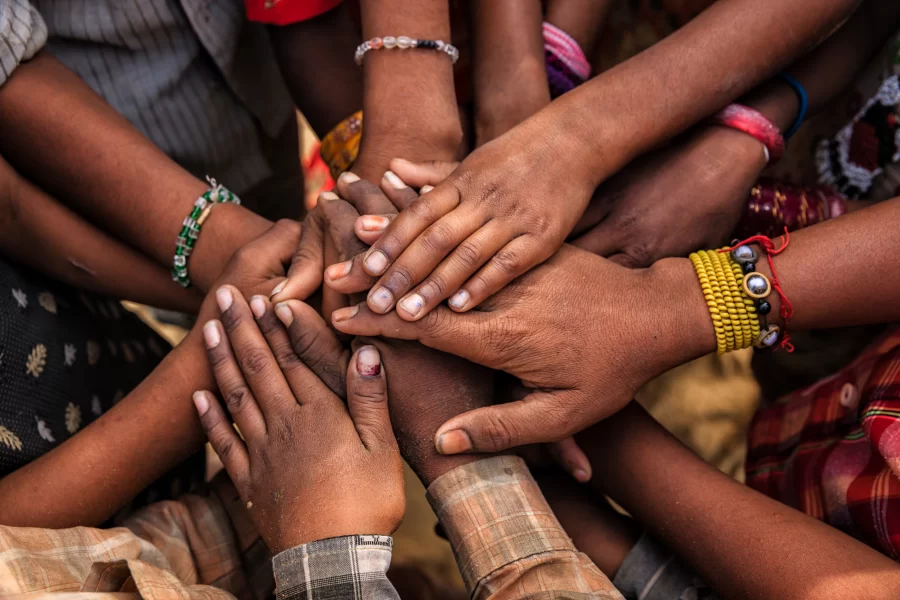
[{"left": 0, "top": 257, "right": 203, "bottom": 519}]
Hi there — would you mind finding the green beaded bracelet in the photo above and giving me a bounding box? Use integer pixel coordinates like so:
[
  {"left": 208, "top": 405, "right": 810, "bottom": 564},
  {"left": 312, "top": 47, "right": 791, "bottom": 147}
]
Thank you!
[{"left": 172, "top": 177, "right": 241, "bottom": 288}]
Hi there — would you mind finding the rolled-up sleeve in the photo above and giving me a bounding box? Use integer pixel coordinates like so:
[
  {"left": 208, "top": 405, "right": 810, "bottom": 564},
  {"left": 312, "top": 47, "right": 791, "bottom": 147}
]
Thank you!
[{"left": 0, "top": 0, "right": 46, "bottom": 87}]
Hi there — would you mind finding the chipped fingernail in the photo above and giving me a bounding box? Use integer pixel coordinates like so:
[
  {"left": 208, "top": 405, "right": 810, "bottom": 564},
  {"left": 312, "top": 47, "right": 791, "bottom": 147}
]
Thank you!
[
  {"left": 192, "top": 391, "right": 210, "bottom": 416},
  {"left": 357, "top": 345, "right": 381, "bottom": 376},
  {"left": 399, "top": 293, "right": 425, "bottom": 318},
  {"left": 448, "top": 290, "right": 470, "bottom": 310},
  {"left": 368, "top": 286, "right": 394, "bottom": 312},
  {"left": 383, "top": 170, "right": 407, "bottom": 189},
  {"left": 420, "top": 185, "right": 434, "bottom": 194},
  {"left": 360, "top": 216, "right": 390, "bottom": 232},
  {"left": 325, "top": 260, "right": 352, "bottom": 281},
  {"left": 270, "top": 279, "right": 287, "bottom": 297},
  {"left": 332, "top": 304, "right": 360, "bottom": 323},
  {"left": 215, "top": 287, "right": 233, "bottom": 312},
  {"left": 275, "top": 302, "right": 294, "bottom": 327},
  {"left": 436, "top": 430, "right": 472, "bottom": 455},
  {"left": 364, "top": 250, "right": 389, "bottom": 275},
  {"left": 249, "top": 296, "right": 266, "bottom": 319},
  {"left": 202, "top": 321, "right": 220, "bottom": 348},
  {"left": 338, "top": 172, "right": 360, "bottom": 185}
]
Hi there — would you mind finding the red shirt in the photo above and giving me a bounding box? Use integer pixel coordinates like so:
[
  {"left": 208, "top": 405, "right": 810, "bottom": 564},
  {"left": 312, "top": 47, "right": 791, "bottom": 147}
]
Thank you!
[{"left": 245, "top": 0, "right": 343, "bottom": 25}]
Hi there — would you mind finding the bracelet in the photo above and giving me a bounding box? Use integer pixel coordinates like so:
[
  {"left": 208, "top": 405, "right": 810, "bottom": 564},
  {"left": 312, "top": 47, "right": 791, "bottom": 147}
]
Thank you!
[
  {"left": 710, "top": 104, "right": 785, "bottom": 165},
  {"left": 543, "top": 22, "right": 591, "bottom": 99},
  {"left": 721, "top": 229, "right": 795, "bottom": 351},
  {"left": 320, "top": 110, "right": 363, "bottom": 180},
  {"left": 734, "top": 177, "right": 848, "bottom": 239},
  {"left": 354, "top": 36, "right": 459, "bottom": 66},
  {"left": 172, "top": 177, "right": 241, "bottom": 288},
  {"left": 690, "top": 249, "right": 761, "bottom": 354},
  {"left": 776, "top": 73, "right": 808, "bottom": 138}
]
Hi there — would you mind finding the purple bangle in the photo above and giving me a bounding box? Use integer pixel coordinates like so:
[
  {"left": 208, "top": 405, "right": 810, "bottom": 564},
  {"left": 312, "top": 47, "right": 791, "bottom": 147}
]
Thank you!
[{"left": 354, "top": 36, "right": 459, "bottom": 66}]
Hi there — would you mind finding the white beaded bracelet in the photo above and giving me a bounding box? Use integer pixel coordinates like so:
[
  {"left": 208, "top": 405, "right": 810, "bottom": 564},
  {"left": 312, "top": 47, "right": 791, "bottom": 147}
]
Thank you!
[{"left": 354, "top": 36, "right": 459, "bottom": 66}]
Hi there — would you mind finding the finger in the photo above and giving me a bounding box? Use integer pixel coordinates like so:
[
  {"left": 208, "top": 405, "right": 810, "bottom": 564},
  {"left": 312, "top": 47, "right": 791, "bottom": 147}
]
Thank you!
[
  {"left": 331, "top": 301, "right": 496, "bottom": 367},
  {"left": 606, "top": 252, "right": 645, "bottom": 269},
  {"left": 433, "top": 391, "right": 571, "bottom": 453},
  {"left": 202, "top": 316, "right": 267, "bottom": 441},
  {"left": 275, "top": 299, "right": 350, "bottom": 399},
  {"left": 367, "top": 206, "right": 479, "bottom": 314},
  {"left": 193, "top": 390, "right": 250, "bottom": 489},
  {"left": 389, "top": 158, "right": 458, "bottom": 188},
  {"left": 336, "top": 172, "right": 397, "bottom": 215},
  {"left": 319, "top": 195, "right": 369, "bottom": 259},
  {"left": 321, "top": 229, "right": 350, "bottom": 325},
  {"left": 355, "top": 214, "right": 396, "bottom": 246},
  {"left": 324, "top": 253, "right": 378, "bottom": 294},
  {"left": 216, "top": 286, "right": 297, "bottom": 421},
  {"left": 271, "top": 211, "right": 325, "bottom": 303},
  {"left": 395, "top": 222, "right": 509, "bottom": 320},
  {"left": 362, "top": 184, "right": 460, "bottom": 280},
  {"left": 571, "top": 222, "right": 624, "bottom": 258},
  {"left": 346, "top": 345, "right": 396, "bottom": 451},
  {"left": 451, "top": 235, "right": 549, "bottom": 312},
  {"left": 380, "top": 170, "right": 419, "bottom": 210},
  {"left": 547, "top": 437, "right": 592, "bottom": 483}
]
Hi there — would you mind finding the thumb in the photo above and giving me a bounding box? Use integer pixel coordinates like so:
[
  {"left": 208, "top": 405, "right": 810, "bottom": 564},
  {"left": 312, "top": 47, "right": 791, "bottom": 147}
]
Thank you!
[
  {"left": 389, "top": 158, "right": 458, "bottom": 188},
  {"left": 434, "top": 390, "right": 575, "bottom": 454},
  {"left": 346, "top": 345, "right": 396, "bottom": 451},
  {"left": 271, "top": 212, "right": 324, "bottom": 303},
  {"left": 331, "top": 301, "right": 494, "bottom": 367}
]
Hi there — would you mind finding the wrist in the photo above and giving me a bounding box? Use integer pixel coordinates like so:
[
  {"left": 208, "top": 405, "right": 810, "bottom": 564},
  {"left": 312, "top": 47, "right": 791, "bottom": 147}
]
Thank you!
[
  {"left": 740, "top": 78, "right": 800, "bottom": 135},
  {"left": 474, "top": 57, "right": 550, "bottom": 144},
  {"left": 188, "top": 204, "right": 270, "bottom": 293}
]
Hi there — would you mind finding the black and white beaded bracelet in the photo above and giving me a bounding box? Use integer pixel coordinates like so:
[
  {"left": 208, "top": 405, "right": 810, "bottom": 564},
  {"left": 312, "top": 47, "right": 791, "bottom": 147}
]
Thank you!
[{"left": 354, "top": 36, "right": 459, "bottom": 66}]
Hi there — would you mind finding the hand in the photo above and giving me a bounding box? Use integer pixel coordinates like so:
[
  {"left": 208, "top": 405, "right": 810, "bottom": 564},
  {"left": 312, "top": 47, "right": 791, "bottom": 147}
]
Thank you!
[
  {"left": 330, "top": 245, "right": 717, "bottom": 454},
  {"left": 351, "top": 116, "right": 598, "bottom": 322},
  {"left": 571, "top": 127, "right": 767, "bottom": 266},
  {"left": 193, "top": 287, "right": 404, "bottom": 553}
]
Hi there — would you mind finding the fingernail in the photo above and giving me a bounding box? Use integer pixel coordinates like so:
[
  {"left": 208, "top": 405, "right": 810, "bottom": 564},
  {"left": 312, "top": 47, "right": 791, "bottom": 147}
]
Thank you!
[
  {"left": 325, "top": 260, "right": 352, "bottom": 281},
  {"left": 368, "top": 286, "right": 394, "bottom": 313},
  {"left": 275, "top": 302, "right": 294, "bottom": 326},
  {"left": 573, "top": 469, "right": 590, "bottom": 483},
  {"left": 364, "top": 249, "right": 389, "bottom": 275},
  {"left": 250, "top": 296, "right": 266, "bottom": 319},
  {"left": 383, "top": 170, "right": 407, "bottom": 189},
  {"left": 203, "top": 321, "right": 220, "bottom": 348},
  {"left": 192, "top": 391, "right": 210, "bottom": 416},
  {"left": 420, "top": 185, "right": 434, "bottom": 194},
  {"left": 332, "top": 304, "right": 360, "bottom": 323},
  {"left": 360, "top": 216, "right": 390, "bottom": 232},
  {"left": 319, "top": 191, "right": 339, "bottom": 202},
  {"left": 357, "top": 345, "right": 381, "bottom": 376},
  {"left": 338, "top": 172, "right": 360, "bottom": 186},
  {"left": 215, "top": 287, "right": 233, "bottom": 312},
  {"left": 392, "top": 158, "right": 413, "bottom": 168},
  {"left": 270, "top": 279, "right": 287, "bottom": 297},
  {"left": 399, "top": 293, "right": 424, "bottom": 318},
  {"left": 436, "top": 430, "right": 472, "bottom": 455},
  {"left": 448, "top": 290, "right": 470, "bottom": 310}
]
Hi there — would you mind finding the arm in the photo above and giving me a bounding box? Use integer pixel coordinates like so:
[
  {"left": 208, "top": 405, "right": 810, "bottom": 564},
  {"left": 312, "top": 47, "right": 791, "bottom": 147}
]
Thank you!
[
  {"left": 0, "top": 52, "right": 270, "bottom": 293},
  {"left": 469, "top": 0, "right": 549, "bottom": 146},
  {"left": 576, "top": 402, "right": 900, "bottom": 599},
  {"left": 545, "top": 0, "right": 611, "bottom": 59},
  {"left": 0, "top": 157, "right": 201, "bottom": 312}
]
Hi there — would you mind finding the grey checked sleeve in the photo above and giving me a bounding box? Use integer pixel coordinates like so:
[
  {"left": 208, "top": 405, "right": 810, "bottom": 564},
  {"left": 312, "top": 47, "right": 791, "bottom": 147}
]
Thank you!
[
  {"left": 272, "top": 534, "right": 400, "bottom": 600},
  {"left": 0, "top": 0, "right": 46, "bottom": 88}
]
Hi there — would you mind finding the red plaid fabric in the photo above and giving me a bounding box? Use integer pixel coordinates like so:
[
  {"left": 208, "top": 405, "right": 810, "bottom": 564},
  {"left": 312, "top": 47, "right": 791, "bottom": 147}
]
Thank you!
[{"left": 746, "top": 327, "right": 900, "bottom": 558}]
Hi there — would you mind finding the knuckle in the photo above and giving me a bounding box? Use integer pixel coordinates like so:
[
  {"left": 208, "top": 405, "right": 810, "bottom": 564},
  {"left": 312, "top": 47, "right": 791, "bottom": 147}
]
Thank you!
[
  {"left": 622, "top": 243, "right": 655, "bottom": 268},
  {"left": 419, "top": 222, "right": 456, "bottom": 256},
  {"left": 212, "top": 433, "right": 238, "bottom": 461},
  {"left": 224, "top": 384, "right": 252, "bottom": 413},
  {"left": 453, "top": 240, "right": 482, "bottom": 270},
  {"left": 275, "top": 218, "right": 302, "bottom": 236},
  {"left": 491, "top": 248, "right": 521, "bottom": 276},
  {"left": 420, "top": 274, "right": 447, "bottom": 299},
  {"left": 408, "top": 197, "right": 437, "bottom": 223},
  {"left": 240, "top": 348, "right": 271, "bottom": 377},
  {"left": 351, "top": 382, "right": 387, "bottom": 404},
  {"left": 385, "top": 264, "right": 415, "bottom": 291},
  {"left": 421, "top": 308, "right": 454, "bottom": 339},
  {"left": 479, "top": 411, "right": 518, "bottom": 450}
]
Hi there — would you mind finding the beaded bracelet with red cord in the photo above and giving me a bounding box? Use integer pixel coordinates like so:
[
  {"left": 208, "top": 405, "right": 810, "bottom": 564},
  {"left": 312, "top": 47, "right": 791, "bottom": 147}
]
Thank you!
[{"left": 721, "top": 227, "right": 794, "bottom": 352}]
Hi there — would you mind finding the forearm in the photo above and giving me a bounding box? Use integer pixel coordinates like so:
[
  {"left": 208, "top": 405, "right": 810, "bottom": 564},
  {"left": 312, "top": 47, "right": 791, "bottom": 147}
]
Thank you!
[
  {"left": 545, "top": 0, "right": 612, "bottom": 56},
  {"left": 578, "top": 403, "right": 900, "bottom": 599},
  {"left": 268, "top": 4, "right": 362, "bottom": 137},
  {"left": 356, "top": 0, "right": 461, "bottom": 179},
  {"left": 0, "top": 164, "right": 201, "bottom": 312},
  {"left": 0, "top": 330, "right": 210, "bottom": 527},
  {"left": 0, "top": 53, "right": 270, "bottom": 292},
  {"left": 470, "top": 0, "right": 549, "bottom": 144},
  {"left": 551, "top": 0, "right": 861, "bottom": 186}
]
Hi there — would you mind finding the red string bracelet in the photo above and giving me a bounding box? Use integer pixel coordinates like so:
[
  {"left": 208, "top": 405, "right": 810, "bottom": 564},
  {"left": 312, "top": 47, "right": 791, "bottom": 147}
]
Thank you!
[
  {"left": 710, "top": 104, "right": 785, "bottom": 165},
  {"left": 721, "top": 228, "right": 794, "bottom": 351}
]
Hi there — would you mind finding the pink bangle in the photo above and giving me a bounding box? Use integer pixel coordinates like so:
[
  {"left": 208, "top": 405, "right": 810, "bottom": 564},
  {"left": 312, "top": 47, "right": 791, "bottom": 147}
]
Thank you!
[
  {"left": 542, "top": 22, "right": 591, "bottom": 82},
  {"left": 710, "top": 104, "right": 785, "bottom": 165}
]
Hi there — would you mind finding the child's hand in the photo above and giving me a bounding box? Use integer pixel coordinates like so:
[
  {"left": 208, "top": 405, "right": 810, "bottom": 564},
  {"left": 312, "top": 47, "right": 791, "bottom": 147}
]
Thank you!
[
  {"left": 194, "top": 287, "right": 404, "bottom": 553},
  {"left": 355, "top": 124, "right": 597, "bottom": 321}
]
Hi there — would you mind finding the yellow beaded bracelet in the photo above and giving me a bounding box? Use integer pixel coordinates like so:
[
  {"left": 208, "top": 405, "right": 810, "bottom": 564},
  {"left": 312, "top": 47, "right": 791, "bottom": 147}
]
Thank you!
[{"left": 690, "top": 248, "right": 762, "bottom": 354}]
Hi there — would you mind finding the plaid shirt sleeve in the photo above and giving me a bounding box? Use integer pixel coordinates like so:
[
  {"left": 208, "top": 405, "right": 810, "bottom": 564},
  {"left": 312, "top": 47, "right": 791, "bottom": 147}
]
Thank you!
[
  {"left": 272, "top": 534, "right": 400, "bottom": 600},
  {"left": 427, "top": 456, "right": 624, "bottom": 599}
]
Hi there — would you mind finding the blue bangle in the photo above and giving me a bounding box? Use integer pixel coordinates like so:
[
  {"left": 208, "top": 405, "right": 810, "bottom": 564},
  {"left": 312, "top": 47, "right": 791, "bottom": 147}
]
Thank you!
[{"left": 776, "top": 73, "right": 808, "bottom": 138}]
